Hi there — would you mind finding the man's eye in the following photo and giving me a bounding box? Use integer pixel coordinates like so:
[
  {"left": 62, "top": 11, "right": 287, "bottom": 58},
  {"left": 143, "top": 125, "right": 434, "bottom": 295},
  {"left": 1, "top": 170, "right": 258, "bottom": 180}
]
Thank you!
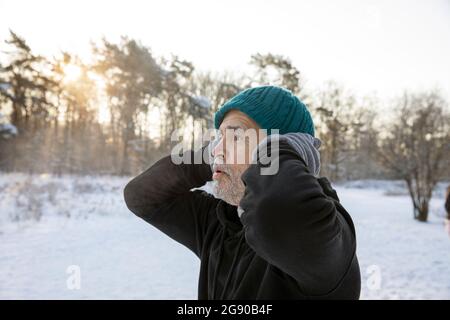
[{"left": 234, "top": 133, "right": 244, "bottom": 141}]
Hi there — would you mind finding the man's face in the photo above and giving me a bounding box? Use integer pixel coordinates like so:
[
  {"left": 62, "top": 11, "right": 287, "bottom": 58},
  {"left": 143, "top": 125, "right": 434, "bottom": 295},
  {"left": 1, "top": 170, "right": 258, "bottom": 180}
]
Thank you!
[{"left": 211, "top": 110, "right": 265, "bottom": 206}]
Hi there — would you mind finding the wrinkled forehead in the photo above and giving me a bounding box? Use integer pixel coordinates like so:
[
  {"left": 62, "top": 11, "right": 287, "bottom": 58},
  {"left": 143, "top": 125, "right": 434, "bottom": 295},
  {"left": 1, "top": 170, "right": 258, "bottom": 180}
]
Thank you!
[{"left": 218, "top": 110, "right": 260, "bottom": 132}]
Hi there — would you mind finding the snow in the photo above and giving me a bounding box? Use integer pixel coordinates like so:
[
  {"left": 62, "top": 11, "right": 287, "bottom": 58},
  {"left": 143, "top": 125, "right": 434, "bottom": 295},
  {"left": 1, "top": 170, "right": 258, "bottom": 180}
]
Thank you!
[
  {"left": 337, "top": 186, "right": 450, "bottom": 299},
  {"left": 0, "top": 83, "right": 12, "bottom": 91},
  {"left": 0, "top": 173, "right": 449, "bottom": 299},
  {"left": 0, "top": 123, "right": 18, "bottom": 136},
  {"left": 191, "top": 95, "right": 212, "bottom": 109},
  {"left": 0, "top": 173, "right": 199, "bottom": 299},
  {"left": 0, "top": 112, "right": 18, "bottom": 137}
]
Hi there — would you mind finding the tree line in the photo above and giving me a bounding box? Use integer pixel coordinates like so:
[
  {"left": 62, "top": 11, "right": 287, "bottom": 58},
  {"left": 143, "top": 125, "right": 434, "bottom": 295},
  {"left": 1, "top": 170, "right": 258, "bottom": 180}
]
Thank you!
[{"left": 0, "top": 30, "right": 449, "bottom": 221}]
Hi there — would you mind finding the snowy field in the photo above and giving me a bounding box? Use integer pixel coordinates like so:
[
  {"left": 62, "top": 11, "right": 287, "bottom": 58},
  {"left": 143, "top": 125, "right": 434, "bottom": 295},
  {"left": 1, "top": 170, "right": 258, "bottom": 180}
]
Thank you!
[{"left": 0, "top": 173, "right": 449, "bottom": 300}]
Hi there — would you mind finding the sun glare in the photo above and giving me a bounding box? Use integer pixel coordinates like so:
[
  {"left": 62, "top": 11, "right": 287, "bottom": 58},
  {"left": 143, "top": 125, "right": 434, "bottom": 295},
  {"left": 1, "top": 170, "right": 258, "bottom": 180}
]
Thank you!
[
  {"left": 62, "top": 64, "right": 82, "bottom": 83},
  {"left": 97, "top": 100, "right": 110, "bottom": 124}
]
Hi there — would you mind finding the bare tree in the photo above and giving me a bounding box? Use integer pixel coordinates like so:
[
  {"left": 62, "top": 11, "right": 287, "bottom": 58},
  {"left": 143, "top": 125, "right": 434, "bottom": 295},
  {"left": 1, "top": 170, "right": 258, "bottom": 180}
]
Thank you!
[
  {"left": 249, "top": 53, "right": 302, "bottom": 95},
  {"left": 343, "top": 97, "right": 384, "bottom": 180},
  {"left": 377, "top": 91, "right": 450, "bottom": 222},
  {"left": 313, "top": 81, "right": 356, "bottom": 181}
]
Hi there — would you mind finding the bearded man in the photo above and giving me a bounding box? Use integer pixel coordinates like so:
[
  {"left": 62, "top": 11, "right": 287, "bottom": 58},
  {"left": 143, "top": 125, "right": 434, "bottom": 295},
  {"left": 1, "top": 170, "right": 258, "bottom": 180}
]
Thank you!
[{"left": 124, "top": 85, "right": 361, "bottom": 300}]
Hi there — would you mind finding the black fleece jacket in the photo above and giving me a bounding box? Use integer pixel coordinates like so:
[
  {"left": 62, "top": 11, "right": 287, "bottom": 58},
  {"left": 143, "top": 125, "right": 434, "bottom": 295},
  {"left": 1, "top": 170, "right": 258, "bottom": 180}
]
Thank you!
[{"left": 123, "top": 140, "right": 361, "bottom": 299}]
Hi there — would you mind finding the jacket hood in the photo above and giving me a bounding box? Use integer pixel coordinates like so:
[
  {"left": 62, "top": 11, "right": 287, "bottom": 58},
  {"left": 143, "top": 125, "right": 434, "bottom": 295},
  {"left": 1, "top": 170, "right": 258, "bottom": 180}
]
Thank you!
[{"left": 251, "top": 132, "right": 322, "bottom": 177}]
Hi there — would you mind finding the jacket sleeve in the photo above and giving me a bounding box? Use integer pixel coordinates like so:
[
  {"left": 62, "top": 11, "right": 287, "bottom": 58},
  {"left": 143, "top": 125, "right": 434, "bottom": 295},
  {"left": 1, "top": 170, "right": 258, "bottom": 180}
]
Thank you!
[
  {"left": 123, "top": 145, "right": 219, "bottom": 258},
  {"left": 239, "top": 139, "right": 356, "bottom": 296}
]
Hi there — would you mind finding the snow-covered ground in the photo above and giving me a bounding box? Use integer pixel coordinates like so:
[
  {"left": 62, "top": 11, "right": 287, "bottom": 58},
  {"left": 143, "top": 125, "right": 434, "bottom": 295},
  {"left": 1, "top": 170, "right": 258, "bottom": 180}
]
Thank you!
[{"left": 0, "top": 173, "right": 449, "bottom": 299}]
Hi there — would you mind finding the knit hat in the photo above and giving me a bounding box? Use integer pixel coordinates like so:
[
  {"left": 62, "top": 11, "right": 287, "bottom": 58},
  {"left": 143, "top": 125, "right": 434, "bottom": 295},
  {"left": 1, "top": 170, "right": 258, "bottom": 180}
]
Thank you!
[{"left": 214, "top": 85, "right": 315, "bottom": 136}]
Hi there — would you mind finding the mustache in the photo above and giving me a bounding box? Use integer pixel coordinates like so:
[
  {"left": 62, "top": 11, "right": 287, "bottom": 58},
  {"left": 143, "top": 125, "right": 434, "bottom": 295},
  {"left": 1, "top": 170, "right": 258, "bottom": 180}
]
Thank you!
[{"left": 212, "top": 162, "right": 230, "bottom": 176}]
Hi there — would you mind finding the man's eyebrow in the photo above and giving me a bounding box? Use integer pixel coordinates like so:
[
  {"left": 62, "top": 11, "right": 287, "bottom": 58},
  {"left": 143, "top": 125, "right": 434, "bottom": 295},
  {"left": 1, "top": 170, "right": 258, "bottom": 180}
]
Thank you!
[{"left": 224, "top": 125, "right": 245, "bottom": 130}]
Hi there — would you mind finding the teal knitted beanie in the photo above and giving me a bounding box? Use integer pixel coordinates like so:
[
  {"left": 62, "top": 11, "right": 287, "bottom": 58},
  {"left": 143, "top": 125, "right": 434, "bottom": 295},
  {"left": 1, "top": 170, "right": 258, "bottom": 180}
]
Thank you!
[{"left": 214, "top": 85, "right": 315, "bottom": 136}]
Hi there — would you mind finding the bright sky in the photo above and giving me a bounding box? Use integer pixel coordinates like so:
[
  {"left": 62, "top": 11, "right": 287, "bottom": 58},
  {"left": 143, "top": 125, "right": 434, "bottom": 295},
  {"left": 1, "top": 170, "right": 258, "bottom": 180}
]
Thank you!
[{"left": 1, "top": 0, "right": 449, "bottom": 100}]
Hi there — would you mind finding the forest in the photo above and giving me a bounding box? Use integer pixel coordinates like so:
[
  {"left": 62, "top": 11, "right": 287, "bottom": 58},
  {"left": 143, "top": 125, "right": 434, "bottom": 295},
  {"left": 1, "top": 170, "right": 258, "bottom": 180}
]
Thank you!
[{"left": 0, "top": 30, "right": 449, "bottom": 221}]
